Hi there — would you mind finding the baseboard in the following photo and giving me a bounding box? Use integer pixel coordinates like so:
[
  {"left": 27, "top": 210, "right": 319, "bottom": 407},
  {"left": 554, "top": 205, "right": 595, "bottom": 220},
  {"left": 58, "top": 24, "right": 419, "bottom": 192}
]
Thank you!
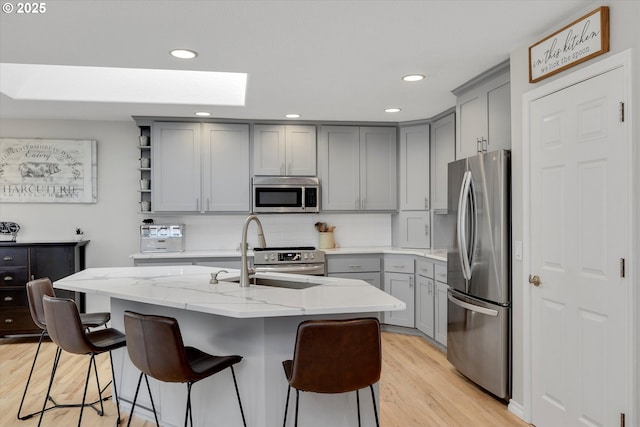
[{"left": 508, "top": 399, "right": 527, "bottom": 423}]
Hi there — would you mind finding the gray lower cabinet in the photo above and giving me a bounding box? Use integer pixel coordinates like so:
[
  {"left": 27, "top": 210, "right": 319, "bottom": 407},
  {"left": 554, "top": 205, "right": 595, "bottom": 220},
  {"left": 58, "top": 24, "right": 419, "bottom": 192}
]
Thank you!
[
  {"left": 383, "top": 255, "right": 414, "bottom": 328},
  {"left": 415, "top": 259, "right": 435, "bottom": 337},
  {"left": 434, "top": 263, "right": 448, "bottom": 346},
  {"left": 326, "top": 254, "right": 381, "bottom": 288}
]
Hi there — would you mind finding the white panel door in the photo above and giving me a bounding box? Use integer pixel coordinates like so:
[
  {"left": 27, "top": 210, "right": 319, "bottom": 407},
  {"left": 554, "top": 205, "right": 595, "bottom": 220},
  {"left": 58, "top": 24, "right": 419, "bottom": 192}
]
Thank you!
[
  {"left": 383, "top": 272, "right": 414, "bottom": 328},
  {"left": 285, "top": 125, "right": 316, "bottom": 176},
  {"left": 430, "top": 114, "right": 455, "bottom": 211},
  {"left": 530, "top": 67, "right": 628, "bottom": 427},
  {"left": 202, "top": 123, "right": 250, "bottom": 212},
  {"left": 253, "top": 124, "right": 285, "bottom": 175},
  {"left": 320, "top": 126, "right": 360, "bottom": 210}
]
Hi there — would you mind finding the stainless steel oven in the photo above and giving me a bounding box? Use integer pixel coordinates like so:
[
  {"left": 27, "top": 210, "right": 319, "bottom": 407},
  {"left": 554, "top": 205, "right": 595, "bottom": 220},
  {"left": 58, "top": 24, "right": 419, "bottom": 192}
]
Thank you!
[
  {"left": 253, "top": 247, "right": 326, "bottom": 276},
  {"left": 252, "top": 177, "right": 320, "bottom": 213}
]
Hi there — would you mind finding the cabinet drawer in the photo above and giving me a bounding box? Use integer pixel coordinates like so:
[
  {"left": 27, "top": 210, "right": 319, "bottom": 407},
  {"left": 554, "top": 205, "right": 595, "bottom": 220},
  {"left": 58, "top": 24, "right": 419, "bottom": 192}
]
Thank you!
[
  {"left": 0, "top": 308, "right": 38, "bottom": 334},
  {"left": 327, "top": 256, "right": 380, "bottom": 273},
  {"left": 0, "top": 268, "right": 29, "bottom": 286},
  {"left": 415, "top": 259, "right": 434, "bottom": 278},
  {"left": 435, "top": 264, "right": 447, "bottom": 283},
  {"left": 384, "top": 256, "right": 415, "bottom": 274},
  {"left": 0, "top": 288, "right": 29, "bottom": 308},
  {"left": 0, "top": 248, "right": 28, "bottom": 267}
]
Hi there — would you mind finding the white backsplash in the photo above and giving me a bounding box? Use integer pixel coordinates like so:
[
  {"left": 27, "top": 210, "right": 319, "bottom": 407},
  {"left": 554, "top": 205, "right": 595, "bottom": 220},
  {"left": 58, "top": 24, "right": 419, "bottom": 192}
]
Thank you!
[{"left": 151, "top": 213, "right": 393, "bottom": 251}]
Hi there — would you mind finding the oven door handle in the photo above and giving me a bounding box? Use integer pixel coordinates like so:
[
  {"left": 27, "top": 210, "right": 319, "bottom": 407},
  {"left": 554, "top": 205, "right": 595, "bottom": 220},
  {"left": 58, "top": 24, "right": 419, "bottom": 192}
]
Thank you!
[{"left": 254, "top": 265, "right": 325, "bottom": 275}]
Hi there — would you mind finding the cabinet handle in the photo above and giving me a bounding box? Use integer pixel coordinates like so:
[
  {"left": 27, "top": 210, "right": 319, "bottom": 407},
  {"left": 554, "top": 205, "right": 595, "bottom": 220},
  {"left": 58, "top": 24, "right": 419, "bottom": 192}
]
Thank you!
[
  {"left": 348, "top": 265, "right": 363, "bottom": 269},
  {"left": 4, "top": 318, "right": 13, "bottom": 324},
  {"left": 392, "top": 264, "right": 405, "bottom": 269},
  {"left": 3, "top": 276, "right": 13, "bottom": 281},
  {"left": 3, "top": 256, "right": 12, "bottom": 261},
  {"left": 425, "top": 225, "right": 429, "bottom": 235},
  {"left": 409, "top": 276, "right": 413, "bottom": 287},
  {"left": 196, "top": 198, "right": 200, "bottom": 211},
  {"left": 425, "top": 197, "right": 429, "bottom": 210},
  {"left": 4, "top": 296, "right": 14, "bottom": 302}
]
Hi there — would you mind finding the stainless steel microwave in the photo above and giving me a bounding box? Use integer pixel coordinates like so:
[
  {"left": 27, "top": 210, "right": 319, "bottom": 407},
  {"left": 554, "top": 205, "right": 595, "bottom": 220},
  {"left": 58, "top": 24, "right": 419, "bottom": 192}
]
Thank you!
[{"left": 252, "top": 176, "right": 320, "bottom": 213}]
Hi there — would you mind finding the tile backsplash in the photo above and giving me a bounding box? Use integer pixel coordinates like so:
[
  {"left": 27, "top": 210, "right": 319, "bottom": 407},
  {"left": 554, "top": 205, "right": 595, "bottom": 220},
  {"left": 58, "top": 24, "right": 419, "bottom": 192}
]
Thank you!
[{"left": 145, "top": 213, "right": 393, "bottom": 251}]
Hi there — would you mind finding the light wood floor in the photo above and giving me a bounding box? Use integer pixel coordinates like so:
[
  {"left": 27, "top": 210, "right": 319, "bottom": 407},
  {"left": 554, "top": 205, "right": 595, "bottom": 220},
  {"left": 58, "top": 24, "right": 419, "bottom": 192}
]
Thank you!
[{"left": 0, "top": 332, "right": 530, "bottom": 426}]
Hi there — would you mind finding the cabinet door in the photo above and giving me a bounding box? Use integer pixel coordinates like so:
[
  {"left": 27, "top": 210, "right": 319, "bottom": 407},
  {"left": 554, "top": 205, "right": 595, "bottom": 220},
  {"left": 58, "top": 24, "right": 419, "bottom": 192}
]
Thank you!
[
  {"left": 253, "top": 125, "right": 286, "bottom": 175},
  {"left": 202, "top": 123, "right": 250, "bottom": 212},
  {"left": 30, "top": 246, "right": 75, "bottom": 281},
  {"left": 430, "top": 114, "right": 455, "bottom": 211},
  {"left": 153, "top": 122, "right": 201, "bottom": 211},
  {"left": 435, "top": 280, "right": 448, "bottom": 346},
  {"left": 398, "top": 211, "right": 430, "bottom": 249},
  {"left": 399, "top": 125, "right": 430, "bottom": 210},
  {"left": 360, "top": 127, "right": 397, "bottom": 210},
  {"left": 457, "top": 93, "right": 486, "bottom": 160},
  {"left": 319, "top": 126, "right": 360, "bottom": 210},
  {"left": 487, "top": 81, "right": 511, "bottom": 151},
  {"left": 383, "top": 272, "right": 414, "bottom": 328},
  {"left": 416, "top": 275, "right": 435, "bottom": 337},
  {"left": 285, "top": 125, "right": 316, "bottom": 176}
]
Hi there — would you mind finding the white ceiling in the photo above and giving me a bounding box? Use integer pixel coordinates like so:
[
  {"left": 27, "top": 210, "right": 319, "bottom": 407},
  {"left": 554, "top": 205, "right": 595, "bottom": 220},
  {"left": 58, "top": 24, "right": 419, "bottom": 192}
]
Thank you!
[{"left": 0, "top": 0, "right": 595, "bottom": 123}]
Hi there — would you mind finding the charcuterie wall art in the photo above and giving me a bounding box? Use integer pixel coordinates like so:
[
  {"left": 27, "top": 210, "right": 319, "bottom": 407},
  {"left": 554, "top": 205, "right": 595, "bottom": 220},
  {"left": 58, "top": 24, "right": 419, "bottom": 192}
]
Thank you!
[{"left": 0, "top": 138, "right": 97, "bottom": 203}]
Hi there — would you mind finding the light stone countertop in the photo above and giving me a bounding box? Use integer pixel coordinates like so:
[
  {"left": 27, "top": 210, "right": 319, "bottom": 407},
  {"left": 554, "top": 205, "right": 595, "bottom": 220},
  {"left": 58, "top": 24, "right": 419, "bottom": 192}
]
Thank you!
[
  {"left": 54, "top": 265, "right": 406, "bottom": 318},
  {"left": 130, "top": 246, "right": 447, "bottom": 263}
]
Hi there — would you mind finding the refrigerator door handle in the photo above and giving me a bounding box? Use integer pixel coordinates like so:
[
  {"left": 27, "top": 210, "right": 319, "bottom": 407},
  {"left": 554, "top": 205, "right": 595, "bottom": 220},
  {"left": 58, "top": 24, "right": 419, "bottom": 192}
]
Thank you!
[
  {"left": 448, "top": 292, "right": 499, "bottom": 317},
  {"left": 457, "top": 171, "right": 473, "bottom": 280}
]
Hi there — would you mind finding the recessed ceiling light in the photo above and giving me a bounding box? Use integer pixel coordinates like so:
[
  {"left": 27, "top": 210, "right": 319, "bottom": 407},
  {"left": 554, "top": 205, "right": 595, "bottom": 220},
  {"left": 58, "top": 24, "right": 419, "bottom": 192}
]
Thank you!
[
  {"left": 285, "top": 113, "right": 301, "bottom": 118},
  {"left": 385, "top": 108, "right": 401, "bottom": 113},
  {"left": 195, "top": 112, "right": 211, "bottom": 117},
  {"left": 402, "top": 74, "right": 425, "bottom": 82},
  {"left": 170, "top": 49, "right": 198, "bottom": 59}
]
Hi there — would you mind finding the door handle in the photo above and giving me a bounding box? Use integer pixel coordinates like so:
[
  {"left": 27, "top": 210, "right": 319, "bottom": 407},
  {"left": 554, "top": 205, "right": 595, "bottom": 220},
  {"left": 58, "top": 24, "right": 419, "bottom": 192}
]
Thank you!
[{"left": 528, "top": 274, "right": 541, "bottom": 286}]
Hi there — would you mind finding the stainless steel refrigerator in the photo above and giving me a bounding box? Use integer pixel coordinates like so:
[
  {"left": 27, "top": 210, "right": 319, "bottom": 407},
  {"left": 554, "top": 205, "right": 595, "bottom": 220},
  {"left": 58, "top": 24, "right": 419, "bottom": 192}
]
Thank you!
[{"left": 446, "top": 149, "right": 511, "bottom": 400}]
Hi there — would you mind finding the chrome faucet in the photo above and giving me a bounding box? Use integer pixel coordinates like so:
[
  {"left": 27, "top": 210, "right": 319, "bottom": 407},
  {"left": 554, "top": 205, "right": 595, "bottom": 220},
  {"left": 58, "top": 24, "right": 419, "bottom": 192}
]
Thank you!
[{"left": 240, "top": 214, "right": 267, "bottom": 287}]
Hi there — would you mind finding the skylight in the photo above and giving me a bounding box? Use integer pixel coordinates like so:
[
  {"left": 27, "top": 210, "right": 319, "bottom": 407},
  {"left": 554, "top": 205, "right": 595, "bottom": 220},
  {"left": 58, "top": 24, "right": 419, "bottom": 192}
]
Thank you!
[{"left": 0, "top": 63, "right": 247, "bottom": 106}]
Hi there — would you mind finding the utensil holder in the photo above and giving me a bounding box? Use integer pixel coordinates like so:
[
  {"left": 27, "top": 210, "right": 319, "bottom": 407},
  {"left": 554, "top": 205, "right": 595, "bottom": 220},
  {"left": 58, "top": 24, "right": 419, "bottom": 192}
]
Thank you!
[{"left": 319, "top": 232, "right": 335, "bottom": 249}]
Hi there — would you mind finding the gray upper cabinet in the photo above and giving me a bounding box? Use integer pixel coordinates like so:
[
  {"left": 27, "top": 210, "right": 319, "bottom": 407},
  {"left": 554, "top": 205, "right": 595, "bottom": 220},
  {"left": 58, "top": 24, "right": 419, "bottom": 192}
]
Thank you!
[
  {"left": 430, "top": 113, "right": 455, "bottom": 211},
  {"left": 453, "top": 61, "right": 510, "bottom": 159},
  {"left": 319, "top": 126, "right": 397, "bottom": 211},
  {"left": 153, "top": 122, "right": 250, "bottom": 212},
  {"left": 253, "top": 124, "right": 316, "bottom": 176},
  {"left": 153, "top": 122, "right": 202, "bottom": 212},
  {"left": 399, "top": 124, "right": 430, "bottom": 210},
  {"left": 202, "top": 123, "right": 250, "bottom": 212}
]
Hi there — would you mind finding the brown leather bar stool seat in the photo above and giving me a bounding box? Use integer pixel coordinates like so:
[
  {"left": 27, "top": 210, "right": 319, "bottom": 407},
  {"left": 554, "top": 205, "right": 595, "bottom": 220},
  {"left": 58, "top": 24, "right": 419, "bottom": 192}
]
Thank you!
[
  {"left": 18, "top": 277, "right": 112, "bottom": 421},
  {"left": 39, "top": 295, "right": 126, "bottom": 427},
  {"left": 123, "top": 311, "right": 247, "bottom": 427},
  {"left": 282, "top": 317, "right": 382, "bottom": 427}
]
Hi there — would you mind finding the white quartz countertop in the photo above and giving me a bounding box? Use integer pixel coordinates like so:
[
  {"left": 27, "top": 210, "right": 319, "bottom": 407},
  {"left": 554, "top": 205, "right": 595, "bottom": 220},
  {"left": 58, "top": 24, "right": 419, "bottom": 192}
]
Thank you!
[
  {"left": 54, "top": 266, "right": 406, "bottom": 318},
  {"left": 130, "top": 246, "right": 447, "bottom": 262}
]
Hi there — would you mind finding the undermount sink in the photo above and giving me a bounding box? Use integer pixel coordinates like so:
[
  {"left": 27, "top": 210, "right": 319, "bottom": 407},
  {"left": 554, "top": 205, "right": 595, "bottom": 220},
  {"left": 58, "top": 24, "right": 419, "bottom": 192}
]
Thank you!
[{"left": 221, "top": 274, "right": 321, "bottom": 289}]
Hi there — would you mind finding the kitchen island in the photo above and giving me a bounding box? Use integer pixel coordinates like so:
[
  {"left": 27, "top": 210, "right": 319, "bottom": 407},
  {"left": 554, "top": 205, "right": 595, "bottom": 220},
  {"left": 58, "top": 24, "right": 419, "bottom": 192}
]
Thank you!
[{"left": 54, "top": 265, "right": 405, "bottom": 427}]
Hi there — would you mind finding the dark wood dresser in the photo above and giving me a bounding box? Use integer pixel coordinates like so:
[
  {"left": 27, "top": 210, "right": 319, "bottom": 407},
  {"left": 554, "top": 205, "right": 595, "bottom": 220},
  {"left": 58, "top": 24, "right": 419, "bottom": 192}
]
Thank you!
[{"left": 0, "top": 241, "right": 88, "bottom": 337}]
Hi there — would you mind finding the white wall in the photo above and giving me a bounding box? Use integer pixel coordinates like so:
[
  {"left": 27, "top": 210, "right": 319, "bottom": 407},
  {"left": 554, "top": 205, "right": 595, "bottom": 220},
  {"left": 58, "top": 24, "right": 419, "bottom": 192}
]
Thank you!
[{"left": 508, "top": 0, "right": 640, "bottom": 417}]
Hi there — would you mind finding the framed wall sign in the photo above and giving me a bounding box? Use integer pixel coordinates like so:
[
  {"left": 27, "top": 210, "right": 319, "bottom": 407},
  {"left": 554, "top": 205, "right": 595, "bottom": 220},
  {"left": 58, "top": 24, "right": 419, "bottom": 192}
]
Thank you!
[
  {"left": 529, "top": 6, "right": 609, "bottom": 83},
  {"left": 0, "top": 138, "right": 97, "bottom": 203}
]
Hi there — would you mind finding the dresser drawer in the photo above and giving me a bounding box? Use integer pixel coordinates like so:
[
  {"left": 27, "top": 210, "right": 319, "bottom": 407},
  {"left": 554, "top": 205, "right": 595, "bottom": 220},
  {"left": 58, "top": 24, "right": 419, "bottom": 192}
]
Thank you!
[
  {"left": 0, "top": 288, "right": 29, "bottom": 308},
  {"left": 0, "top": 308, "right": 38, "bottom": 334},
  {"left": 0, "top": 268, "right": 29, "bottom": 286},
  {"left": 415, "top": 259, "right": 434, "bottom": 278},
  {"left": 327, "top": 256, "right": 381, "bottom": 273},
  {"left": 435, "top": 264, "right": 447, "bottom": 283},
  {"left": 0, "top": 247, "right": 28, "bottom": 267},
  {"left": 384, "top": 255, "right": 415, "bottom": 274}
]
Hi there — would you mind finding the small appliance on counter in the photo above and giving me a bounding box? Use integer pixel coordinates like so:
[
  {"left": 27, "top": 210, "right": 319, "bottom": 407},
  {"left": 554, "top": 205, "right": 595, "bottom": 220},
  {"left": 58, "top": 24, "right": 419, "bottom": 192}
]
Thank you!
[{"left": 140, "top": 224, "right": 184, "bottom": 253}]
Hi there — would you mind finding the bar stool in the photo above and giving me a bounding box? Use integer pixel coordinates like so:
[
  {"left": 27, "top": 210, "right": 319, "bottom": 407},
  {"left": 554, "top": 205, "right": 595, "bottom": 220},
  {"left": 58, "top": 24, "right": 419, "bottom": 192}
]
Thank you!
[
  {"left": 282, "top": 317, "right": 382, "bottom": 427},
  {"left": 18, "top": 277, "right": 112, "bottom": 421},
  {"left": 123, "top": 311, "right": 247, "bottom": 427},
  {"left": 39, "top": 295, "right": 126, "bottom": 427}
]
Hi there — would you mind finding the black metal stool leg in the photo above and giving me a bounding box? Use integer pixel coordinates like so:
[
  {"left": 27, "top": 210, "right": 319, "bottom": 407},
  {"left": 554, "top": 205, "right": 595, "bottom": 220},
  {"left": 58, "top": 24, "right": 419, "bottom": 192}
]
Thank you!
[
  {"left": 369, "top": 384, "right": 380, "bottom": 427},
  {"left": 283, "top": 385, "right": 291, "bottom": 427},
  {"left": 126, "top": 372, "right": 144, "bottom": 427},
  {"left": 230, "top": 366, "right": 247, "bottom": 427},
  {"left": 109, "top": 350, "right": 122, "bottom": 424},
  {"left": 357, "top": 389, "right": 362, "bottom": 427},
  {"left": 294, "top": 389, "right": 300, "bottom": 427},
  {"left": 17, "top": 330, "right": 46, "bottom": 420},
  {"left": 185, "top": 382, "right": 193, "bottom": 427},
  {"left": 76, "top": 354, "right": 96, "bottom": 427},
  {"left": 37, "top": 347, "right": 62, "bottom": 427}
]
